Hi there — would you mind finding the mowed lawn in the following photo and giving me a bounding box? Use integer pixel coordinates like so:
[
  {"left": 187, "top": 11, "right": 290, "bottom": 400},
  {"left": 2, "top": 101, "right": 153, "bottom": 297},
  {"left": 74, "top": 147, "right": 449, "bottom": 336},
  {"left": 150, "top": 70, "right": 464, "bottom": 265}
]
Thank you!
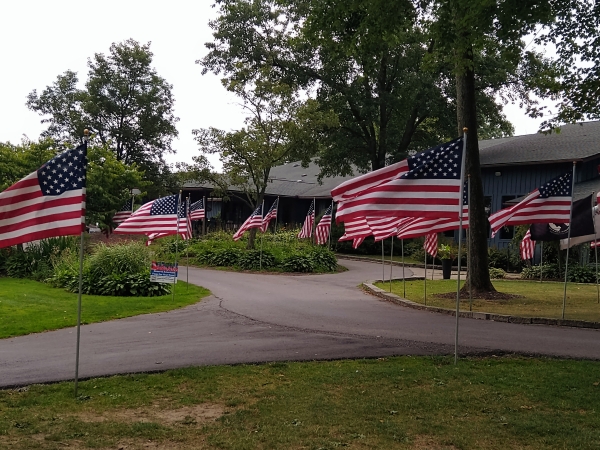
[
  {"left": 1, "top": 356, "right": 600, "bottom": 449},
  {"left": 375, "top": 279, "right": 600, "bottom": 322},
  {"left": 0, "top": 277, "right": 210, "bottom": 339}
]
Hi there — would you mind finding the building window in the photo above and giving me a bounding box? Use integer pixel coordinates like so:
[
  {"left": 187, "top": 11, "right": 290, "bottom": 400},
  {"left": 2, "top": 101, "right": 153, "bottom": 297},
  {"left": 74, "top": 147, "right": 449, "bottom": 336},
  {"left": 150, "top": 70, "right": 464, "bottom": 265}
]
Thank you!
[{"left": 498, "top": 195, "right": 521, "bottom": 240}]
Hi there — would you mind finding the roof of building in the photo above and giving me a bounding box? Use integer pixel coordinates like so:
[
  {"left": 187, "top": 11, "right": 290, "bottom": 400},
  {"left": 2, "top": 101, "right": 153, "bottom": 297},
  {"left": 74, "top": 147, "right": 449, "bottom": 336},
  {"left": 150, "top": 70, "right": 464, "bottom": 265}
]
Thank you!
[{"left": 184, "top": 121, "right": 600, "bottom": 199}]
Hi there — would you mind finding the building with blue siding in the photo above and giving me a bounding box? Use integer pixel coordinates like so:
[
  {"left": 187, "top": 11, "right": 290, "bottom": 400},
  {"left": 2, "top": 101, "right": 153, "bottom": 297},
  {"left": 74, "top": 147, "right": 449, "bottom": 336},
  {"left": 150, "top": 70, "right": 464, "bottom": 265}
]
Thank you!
[{"left": 184, "top": 121, "right": 600, "bottom": 241}]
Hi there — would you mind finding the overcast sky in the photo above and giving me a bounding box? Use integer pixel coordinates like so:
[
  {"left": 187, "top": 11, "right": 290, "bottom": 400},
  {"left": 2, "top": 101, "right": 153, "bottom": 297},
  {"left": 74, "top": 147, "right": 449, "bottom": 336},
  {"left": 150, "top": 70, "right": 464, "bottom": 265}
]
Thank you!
[{"left": 1, "top": 0, "right": 550, "bottom": 171}]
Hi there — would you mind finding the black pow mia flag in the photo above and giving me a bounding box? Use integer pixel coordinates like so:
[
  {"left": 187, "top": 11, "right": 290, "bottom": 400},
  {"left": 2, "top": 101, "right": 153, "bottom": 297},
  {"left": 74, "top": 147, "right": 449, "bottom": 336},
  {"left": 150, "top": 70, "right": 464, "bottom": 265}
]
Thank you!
[{"left": 530, "top": 194, "right": 595, "bottom": 241}]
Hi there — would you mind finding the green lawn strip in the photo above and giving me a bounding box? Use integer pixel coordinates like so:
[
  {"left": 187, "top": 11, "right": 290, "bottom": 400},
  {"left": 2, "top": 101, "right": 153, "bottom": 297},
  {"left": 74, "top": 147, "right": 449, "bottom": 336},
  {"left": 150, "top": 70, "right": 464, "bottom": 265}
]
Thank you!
[
  {"left": 339, "top": 253, "right": 422, "bottom": 265},
  {"left": 0, "top": 278, "right": 210, "bottom": 339},
  {"left": 374, "top": 279, "right": 600, "bottom": 322},
  {"left": 1, "top": 356, "right": 599, "bottom": 449}
]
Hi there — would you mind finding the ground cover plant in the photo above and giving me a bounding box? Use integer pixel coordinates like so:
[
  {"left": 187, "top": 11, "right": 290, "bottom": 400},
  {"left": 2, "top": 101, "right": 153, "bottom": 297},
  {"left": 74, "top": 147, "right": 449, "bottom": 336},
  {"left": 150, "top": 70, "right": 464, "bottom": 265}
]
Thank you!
[
  {"left": 1, "top": 356, "right": 599, "bottom": 449},
  {"left": 375, "top": 279, "right": 600, "bottom": 322},
  {"left": 0, "top": 278, "right": 209, "bottom": 339},
  {"left": 157, "top": 230, "right": 340, "bottom": 273}
]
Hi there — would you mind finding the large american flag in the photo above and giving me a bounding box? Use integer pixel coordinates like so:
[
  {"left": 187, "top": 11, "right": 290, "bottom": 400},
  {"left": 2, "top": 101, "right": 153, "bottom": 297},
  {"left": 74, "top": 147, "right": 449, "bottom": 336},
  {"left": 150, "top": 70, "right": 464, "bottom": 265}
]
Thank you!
[
  {"left": 260, "top": 198, "right": 279, "bottom": 232},
  {"left": 424, "top": 233, "right": 438, "bottom": 258},
  {"left": 146, "top": 196, "right": 192, "bottom": 245},
  {"left": 233, "top": 204, "right": 263, "bottom": 241},
  {"left": 113, "top": 199, "right": 133, "bottom": 224},
  {"left": 338, "top": 217, "right": 371, "bottom": 249},
  {"left": 114, "top": 194, "right": 180, "bottom": 235},
  {"left": 189, "top": 198, "right": 205, "bottom": 221},
  {"left": 396, "top": 184, "right": 469, "bottom": 239},
  {"left": 520, "top": 230, "right": 535, "bottom": 260},
  {"left": 0, "top": 143, "right": 87, "bottom": 249},
  {"left": 489, "top": 171, "right": 573, "bottom": 238},
  {"left": 368, "top": 216, "right": 413, "bottom": 242},
  {"left": 315, "top": 203, "right": 333, "bottom": 245},
  {"left": 333, "top": 137, "right": 464, "bottom": 222},
  {"left": 298, "top": 199, "right": 315, "bottom": 239}
]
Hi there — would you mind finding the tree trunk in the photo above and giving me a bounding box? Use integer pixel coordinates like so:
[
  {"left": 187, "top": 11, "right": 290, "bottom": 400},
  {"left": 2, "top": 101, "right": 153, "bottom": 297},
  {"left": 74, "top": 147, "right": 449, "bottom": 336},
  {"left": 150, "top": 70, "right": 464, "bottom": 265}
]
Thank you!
[
  {"left": 456, "top": 48, "right": 495, "bottom": 293},
  {"left": 247, "top": 227, "right": 258, "bottom": 250}
]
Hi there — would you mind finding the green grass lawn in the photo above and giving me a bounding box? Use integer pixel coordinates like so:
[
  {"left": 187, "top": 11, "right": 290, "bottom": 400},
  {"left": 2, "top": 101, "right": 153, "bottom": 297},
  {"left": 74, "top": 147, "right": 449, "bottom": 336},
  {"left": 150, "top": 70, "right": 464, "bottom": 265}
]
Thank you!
[
  {"left": 341, "top": 253, "right": 423, "bottom": 265},
  {"left": 374, "top": 279, "right": 600, "bottom": 322},
  {"left": 0, "top": 278, "right": 210, "bottom": 339},
  {"left": 1, "top": 356, "right": 599, "bottom": 449}
]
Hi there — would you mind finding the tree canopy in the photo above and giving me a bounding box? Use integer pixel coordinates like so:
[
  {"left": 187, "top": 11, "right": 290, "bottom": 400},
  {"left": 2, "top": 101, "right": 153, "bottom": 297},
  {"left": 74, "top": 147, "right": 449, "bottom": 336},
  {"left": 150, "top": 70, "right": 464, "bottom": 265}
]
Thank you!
[{"left": 26, "top": 39, "right": 178, "bottom": 197}]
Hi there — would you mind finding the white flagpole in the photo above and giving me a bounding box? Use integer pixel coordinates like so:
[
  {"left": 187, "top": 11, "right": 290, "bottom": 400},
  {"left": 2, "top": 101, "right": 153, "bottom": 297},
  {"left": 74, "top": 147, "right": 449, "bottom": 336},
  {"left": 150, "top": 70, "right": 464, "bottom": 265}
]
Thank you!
[
  {"left": 328, "top": 201, "right": 333, "bottom": 250},
  {"left": 382, "top": 240, "right": 385, "bottom": 282},
  {"left": 540, "top": 241, "right": 544, "bottom": 283},
  {"left": 562, "top": 162, "right": 577, "bottom": 319},
  {"left": 593, "top": 192, "right": 599, "bottom": 303},
  {"left": 186, "top": 196, "right": 190, "bottom": 289},
  {"left": 202, "top": 196, "right": 206, "bottom": 236},
  {"left": 402, "top": 239, "right": 406, "bottom": 297},
  {"left": 275, "top": 196, "right": 280, "bottom": 233},
  {"left": 389, "top": 236, "right": 394, "bottom": 292},
  {"left": 74, "top": 129, "right": 89, "bottom": 397},
  {"left": 173, "top": 191, "right": 181, "bottom": 302},
  {"left": 260, "top": 200, "right": 264, "bottom": 271},
  {"left": 468, "top": 175, "right": 472, "bottom": 312},
  {"left": 424, "top": 249, "right": 427, "bottom": 305},
  {"left": 454, "top": 128, "right": 468, "bottom": 365}
]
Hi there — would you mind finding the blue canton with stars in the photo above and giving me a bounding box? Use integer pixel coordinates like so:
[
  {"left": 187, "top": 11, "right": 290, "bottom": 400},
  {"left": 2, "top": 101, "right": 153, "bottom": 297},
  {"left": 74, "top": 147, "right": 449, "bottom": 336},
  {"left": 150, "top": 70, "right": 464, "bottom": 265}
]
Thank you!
[
  {"left": 119, "top": 199, "right": 132, "bottom": 211},
  {"left": 190, "top": 199, "right": 204, "bottom": 212},
  {"left": 538, "top": 172, "right": 572, "bottom": 198},
  {"left": 403, "top": 137, "right": 463, "bottom": 180},
  {"left": 37, "top": 144, "right": 87, "bottom": 196},
  {"left": 150, "top": 194, "right": 179, "bottom": 216}
]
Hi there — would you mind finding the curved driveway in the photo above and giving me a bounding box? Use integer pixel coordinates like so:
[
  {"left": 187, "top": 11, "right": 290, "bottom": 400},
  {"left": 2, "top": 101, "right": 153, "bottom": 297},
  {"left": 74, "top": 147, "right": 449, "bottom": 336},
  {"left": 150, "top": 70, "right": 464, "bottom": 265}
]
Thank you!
[{"left": 1, "top": 259, "right": 599, "bottom": 388}]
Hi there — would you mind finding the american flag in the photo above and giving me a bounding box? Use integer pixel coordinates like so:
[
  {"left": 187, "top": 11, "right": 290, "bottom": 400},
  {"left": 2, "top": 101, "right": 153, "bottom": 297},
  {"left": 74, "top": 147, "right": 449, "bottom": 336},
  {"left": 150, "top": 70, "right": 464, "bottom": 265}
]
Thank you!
[
  {"left": 0, "top": 143, "right": 87, "bottom": 249},
  {"left": 396, "top": 184, "right": 469, "bottom": 239},
  {"left": 489, "top": 171, "right": 573, "bottom": 238},
  {"left": 146, "top": 196, "right": 192, "bottom": 245},
  {"left": 520, "top": 230, "right": 535, "bottom": 260},
  {"left": 368, "top": 216, "right": 413, "bottom": 242},
  {"left": 298, "top": 199, "right": 315, "bottom": 239},
  {"left": 233, "top": 204, "right": 263, "bottom": 241},
  {"left": 338, "top": 217, "right": 371, "bottom": 249},
  {"left": 189, "top": 198, "right": 205, "bottom": 221},
  {"left": 424, "top": 233, "right": 438, "bottom": 258},
  {"left": 591, "top": 240, "right": 600, "bottom": 248},
  {"left": 333, "top": 137, "right": 464, "bottom": 222},
  {"left": 260, "top": 198, "right": 279, "bottom": 232},
  {"left": 315, "top": 204, "right": 333, "bottom": 245},
  {"left": 114, "top": 194, "right": 180, "bottom": 235},
  {"left": 113, "top": 199, "right": 133, "bottom": 224}
]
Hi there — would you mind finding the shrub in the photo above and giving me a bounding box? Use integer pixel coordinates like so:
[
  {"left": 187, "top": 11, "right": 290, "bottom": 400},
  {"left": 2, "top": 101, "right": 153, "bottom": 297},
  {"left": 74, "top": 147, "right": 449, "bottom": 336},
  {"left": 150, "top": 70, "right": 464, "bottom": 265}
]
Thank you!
[
  {"left": 567, "top": 265, "right": 597, "bottom": 284},
  {"left": 489, "top": 267, "right": 506, "bottom": 279},
  {"left": 282, "top": 253, "right": 315, "bottom": 273},
  {"left": 208, "top": 248, "right": 242, "bottom": 267},
  {"left": 238, "top": 250, "right": 275, "bottom": 270},
  {"left": 308, "top": 247, "right": 337, "bottom": 272},
  {"left": 521, "top": 263, "right": 560, "bottom": 280},
  {"left": 87, "top": 242, "right": 152, "bottom": 280}
]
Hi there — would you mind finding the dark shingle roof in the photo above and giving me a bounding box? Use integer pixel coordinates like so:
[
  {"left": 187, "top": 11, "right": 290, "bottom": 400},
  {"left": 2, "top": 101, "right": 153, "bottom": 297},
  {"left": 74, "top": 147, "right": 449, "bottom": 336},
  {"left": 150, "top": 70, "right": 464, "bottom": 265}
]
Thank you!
[{"left": 479, "top": 121, "right": 600, "bottom": 167}]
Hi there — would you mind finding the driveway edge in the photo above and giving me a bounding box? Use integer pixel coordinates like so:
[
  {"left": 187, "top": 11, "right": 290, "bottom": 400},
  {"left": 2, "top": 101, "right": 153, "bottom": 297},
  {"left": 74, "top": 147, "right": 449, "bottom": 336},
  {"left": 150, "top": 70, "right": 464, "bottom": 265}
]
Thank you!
[{"left": 362, "top": 281, "right": 600, "bottom": 330}]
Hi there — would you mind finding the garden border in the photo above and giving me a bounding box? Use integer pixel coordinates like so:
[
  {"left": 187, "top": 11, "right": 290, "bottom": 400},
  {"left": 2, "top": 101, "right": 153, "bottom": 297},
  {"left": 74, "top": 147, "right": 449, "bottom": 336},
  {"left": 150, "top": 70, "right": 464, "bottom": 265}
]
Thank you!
[{"left": 362, "top": 281, "right": 600, "bottom": 330}]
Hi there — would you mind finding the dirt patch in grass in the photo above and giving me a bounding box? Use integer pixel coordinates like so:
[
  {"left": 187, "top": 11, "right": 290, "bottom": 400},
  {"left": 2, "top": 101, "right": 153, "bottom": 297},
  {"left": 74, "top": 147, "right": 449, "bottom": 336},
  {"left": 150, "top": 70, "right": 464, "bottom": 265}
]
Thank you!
[
  {"left": 435, "top": 290, "right": 522, "bottom": 301},
  {"left": 76, "top": 403, "right": 225, "bottom": 425}
]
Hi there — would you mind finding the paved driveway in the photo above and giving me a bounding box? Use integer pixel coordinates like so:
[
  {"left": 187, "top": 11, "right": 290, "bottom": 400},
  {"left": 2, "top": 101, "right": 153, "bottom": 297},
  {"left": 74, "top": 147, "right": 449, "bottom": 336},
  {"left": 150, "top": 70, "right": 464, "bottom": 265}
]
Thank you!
[{"left": 1, "top": 259, "right": 599, "bottom": 388}]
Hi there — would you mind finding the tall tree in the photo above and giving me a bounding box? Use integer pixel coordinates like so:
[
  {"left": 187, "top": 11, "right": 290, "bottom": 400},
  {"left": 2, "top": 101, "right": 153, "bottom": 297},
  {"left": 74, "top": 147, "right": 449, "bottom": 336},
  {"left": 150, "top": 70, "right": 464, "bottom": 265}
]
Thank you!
[
  {"left": 201, "top": 0, "right": 515, "bottom": 180},
  {"left": 27, "top": 39, "right": 178, "bottom": 197},
  {"left": 189, "top": 81, "right": 328, "bottom": 248}
]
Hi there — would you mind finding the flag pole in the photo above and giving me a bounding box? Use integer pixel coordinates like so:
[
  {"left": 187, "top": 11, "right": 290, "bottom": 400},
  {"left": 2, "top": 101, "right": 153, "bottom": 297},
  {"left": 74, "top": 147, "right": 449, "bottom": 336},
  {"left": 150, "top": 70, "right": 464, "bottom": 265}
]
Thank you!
[
  {"left": 275, "top": 196, "right": 280, "bottom": 233},
  {"left": 402, "top": 239, "right": 406, "bottom": 297},
  {"left": 562, "top": 162, "right": 577, "bottom": 319},
  {"left": 202, "top": 196, "right": 206, "bottom": 236},
  {"left": 186, "top": 196, "right": 190, "bottom": 289},
  {"left": 468, "top": 174, "right": 472, "bottom": 312},
  {"left": 74, "top": 129, "right": 89, "bottom": 398},
  {"left": 389, "top": 236, "right": 394, "bottom": 292},
  {"left": 455, "top": 128, "right": 468, "bottom": 365},
  {"left": 382, "top": 240, "right": 385, "bottom": 282},
  {"left": 593, "top": 192, "right": 598, "bottom": 303},
  {"left": 540, "top": 241, "right": 543, "bottom": 283},
  {"left": 328, "top": 200, "right": 333, "bottom": 250},
  {"left": 260, "top": 200, "right": 264, "bottom": 271},
  {"left": 173, "top": 191, "right": 181, "bottom": 302},
  {"left": 424, "top": 249, "right": 427, "bottom": 305},
  {"left": 312, "top": 198, "right": 316, "bottom": 245}
]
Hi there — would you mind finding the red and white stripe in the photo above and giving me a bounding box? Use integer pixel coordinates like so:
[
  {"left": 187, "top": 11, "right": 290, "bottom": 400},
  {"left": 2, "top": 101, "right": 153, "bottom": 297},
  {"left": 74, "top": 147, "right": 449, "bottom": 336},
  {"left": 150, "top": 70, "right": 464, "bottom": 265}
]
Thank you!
[
  {"left": 114, "top": 199, "right": 179, "bottom": 236},
  {"left": 520, "top": 230, "right": 536, "bottom": 260},
  {"left": 298, "top": 201, "right": 315, "bottom": 239},
  {"left": 339, "top": 217, "right": 371, "bottom": 248},
  {"left": 233, "top": 206, "right": 263, "bottom": 241},
  {"left": 424, "top": 233, "right": 438, "bottom": 258},
  {"left": 367, "top": 216, "right": 413, "bottom": 242},
  {"left": 315, "top": 206, "right": 333, "bottom": 245}
]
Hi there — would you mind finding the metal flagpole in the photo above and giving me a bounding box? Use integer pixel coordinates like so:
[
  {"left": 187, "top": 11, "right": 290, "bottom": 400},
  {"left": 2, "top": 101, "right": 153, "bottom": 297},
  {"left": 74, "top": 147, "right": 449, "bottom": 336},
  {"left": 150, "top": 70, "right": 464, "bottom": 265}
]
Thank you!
[
  {"left": 312, "top": 198, "right": 316, "bottom": 245},
  {"left": 173, "top": 191, "right": 182, "bottom": 302},
  {"left": 328, "top": 201, "right": 334, "bottom": 249},
  {"left": 186, "top": 196, "right": 190, "bottom": 289},
  {"left": 562, "top": 162, "right": 577, "bottom": 319},
  {"left": 540, "top": 241, "right": 543, "bottom": 283},
  {"left": 275, "top": 196, "right": 280, "bottom": 233},
  {"left": 402, "top": 239, "right": 406, "bottom": 297},
  {"left": 260, "top": 200, "right": 265, "bottom": 271},
  {"left": 424, "top": 250, "right": 427, "bottom": 305},
  {"left": 593, "top": 192, "right": 599, "bottom": 303},
  {"left": 389, "top": 236, "right": 394, "bottom": 292},
  {"left": 454, "top": 128, "right": 468, "bottom": 365},
  {"left": 74, "top": 129, "right": 89, "bottom": 397},
  {"left": 202, "top": 196, "right": 206, "bottom": 236},
  {"left": 382, "top": 240, "right": 385, "bottom": 282},
  {"left": 468, "top": 175, "right": 472, "bottom": 312}
]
